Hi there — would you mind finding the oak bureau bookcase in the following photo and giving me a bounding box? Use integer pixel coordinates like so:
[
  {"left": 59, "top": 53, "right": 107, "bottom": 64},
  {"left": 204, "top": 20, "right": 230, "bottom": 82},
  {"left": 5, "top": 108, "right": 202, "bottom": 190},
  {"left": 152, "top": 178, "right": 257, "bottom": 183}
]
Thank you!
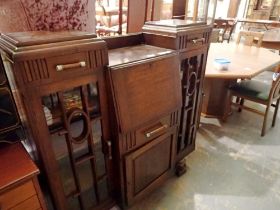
[
  {"left": 0, "top": 31, "right": 115, "bottom": 210},
  {"left": 0, "top": 24, "right": 212, "bottom": 209},
  {"left": 143, "top": 20, "right": 212, "bottom": 173},
  {"left": 103, "top": 34, "right": 182, "bottom": 206}
]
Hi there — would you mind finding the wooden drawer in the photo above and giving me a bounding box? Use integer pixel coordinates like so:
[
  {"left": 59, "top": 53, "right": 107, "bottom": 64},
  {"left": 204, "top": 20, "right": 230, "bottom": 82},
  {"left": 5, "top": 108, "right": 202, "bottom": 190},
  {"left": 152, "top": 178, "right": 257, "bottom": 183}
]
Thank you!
[
  {"left": 179, "top": 32, "right": 208, "bottom": 52},
  {"left": 125, "top": 131, "right": 176, "bottom": 205},
  {"left": 10, "top": 195, "right": 41, "bottom": 210},
  {"left": 0, "top": 181, "right": 36, "bottom": 210},
  {"left": 46, "top": 52, "right": 91, "bottom": 80},
  {"left": 120, "top": 112, "right": 180, "bottom": 154}
]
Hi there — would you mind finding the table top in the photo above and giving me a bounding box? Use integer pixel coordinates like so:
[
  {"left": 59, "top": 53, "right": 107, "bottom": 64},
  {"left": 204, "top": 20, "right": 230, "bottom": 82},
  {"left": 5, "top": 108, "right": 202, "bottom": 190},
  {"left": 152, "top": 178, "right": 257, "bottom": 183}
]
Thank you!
[
  {"left": 237, "top": 18, "right": 280, "bottom": 25},
  {"left": 215, "top": 18, "right": 280, "bottom": 26},
  {"left": 263, "top": 28, "right": 280, "bottom": 43},
  {"left": 108, "top": 44, "right": 174, "bottom": 67},
  {"left": 0, "top": 143, "right": 39, "bottom": 192},
  {"left": 206, "top": 43, "right": 280, "bottom": 79}
]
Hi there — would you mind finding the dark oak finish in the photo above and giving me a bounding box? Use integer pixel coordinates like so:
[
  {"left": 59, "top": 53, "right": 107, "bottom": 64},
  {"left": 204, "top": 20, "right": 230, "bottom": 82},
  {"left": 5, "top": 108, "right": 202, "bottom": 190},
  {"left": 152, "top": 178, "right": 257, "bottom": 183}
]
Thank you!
[
  {"left": 0, "top": 31, "right": 115, "bottom": 210},
  {"left": 143, "top": 19, "right": 212, "bottom": 167},
  {"left": 0, "top": 23, "right": 213, "bottom": 209},
  {"left": 0, "top": 143, "right": 47, "bottom": 210},
  {"left": 104, "top": 36, "right": 182, "bottom": 206}
]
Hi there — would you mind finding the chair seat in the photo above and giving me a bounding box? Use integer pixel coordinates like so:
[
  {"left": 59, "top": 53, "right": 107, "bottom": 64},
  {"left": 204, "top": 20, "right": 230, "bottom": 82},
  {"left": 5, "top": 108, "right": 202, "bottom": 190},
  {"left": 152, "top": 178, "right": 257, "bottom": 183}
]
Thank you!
[
  {"left": 230, "top": 80, "right": 271, "bottom": 101},
  {"left": 252, "top": 71, "right": 274, "bottom": 83}
]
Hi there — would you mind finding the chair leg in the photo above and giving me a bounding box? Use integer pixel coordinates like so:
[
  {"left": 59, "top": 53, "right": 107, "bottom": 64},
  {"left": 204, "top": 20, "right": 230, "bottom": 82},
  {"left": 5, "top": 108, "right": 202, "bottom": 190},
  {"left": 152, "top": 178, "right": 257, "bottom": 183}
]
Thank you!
[
  {"left": 236, "top": 97, "right": 240, "bottom": 103},
  {"left": 238, "top": 98, "right": 244, "bottom": 112},
  {"left": 261, "top": 105, "right": 270, "bottom": 137},
  {"left": 272, "top": 98, "right": 280, "bottom": 127}
]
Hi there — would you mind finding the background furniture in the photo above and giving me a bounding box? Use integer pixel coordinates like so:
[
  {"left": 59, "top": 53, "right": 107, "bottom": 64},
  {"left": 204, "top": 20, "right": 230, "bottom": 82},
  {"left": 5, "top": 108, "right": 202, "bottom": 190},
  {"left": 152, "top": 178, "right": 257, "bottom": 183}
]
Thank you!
[
  {"left": 202, "top": 43, "right": 280, "bottom": 120},
  {"left": 229, "top": 69, "right": 280, "bottom": 136},
  {"left": 245, "top": 0, "right": 280, "bottom": 21},
  {"left": 0, "top": 143, "right": 47, "bottom": 210},
  {"left": 236, "top": 30, "right": 264, "bottom": 47},
  {"left": 0, "top": 31, "right": 115, "bottom": 210},
  {"left": 237, "top": 18, "right": 280, "bottom": 30},
  {"left": 262, "top": 28, "right": 280, "bottom": 49},
  {"left": 143, "top": 19, "right": 212, "bottom": 172},
  {"left": 214, "top": 19, "right": 236, "bottom": 42}
]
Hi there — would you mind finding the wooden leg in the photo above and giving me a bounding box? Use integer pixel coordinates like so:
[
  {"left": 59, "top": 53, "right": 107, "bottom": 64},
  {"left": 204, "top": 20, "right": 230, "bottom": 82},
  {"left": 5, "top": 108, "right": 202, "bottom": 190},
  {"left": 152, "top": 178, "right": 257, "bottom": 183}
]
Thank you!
[
  {"left": 236, "top": 97, "right": 240, "bottom": 103},
  {"left": 238, "top": 98, "right": 244, "bottom": 112},
  {"left": 175, "top": 159, "right": 187, "bottom": 177},
  {"left": 272, "top": 98, "right": 280, "bottom": 127},
  {"left": 261, "top": 105, "right": 270, "bottom": 137}
]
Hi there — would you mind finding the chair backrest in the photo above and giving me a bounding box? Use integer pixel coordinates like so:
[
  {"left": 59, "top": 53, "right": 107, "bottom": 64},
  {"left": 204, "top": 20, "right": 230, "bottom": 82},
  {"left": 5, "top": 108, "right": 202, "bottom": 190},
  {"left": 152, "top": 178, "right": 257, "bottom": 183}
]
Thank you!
[
  {"left": 236, "top": 30, "right": 264, "bottom": 47},
  {"left": 210, "top": 29, "right": 220, "bottom": 43},
  {"left": 214, "top": 19, "right": 229, "bottom": 30},
  {"left": 270, "top": 66, "right": 280, "bottom": 100}
]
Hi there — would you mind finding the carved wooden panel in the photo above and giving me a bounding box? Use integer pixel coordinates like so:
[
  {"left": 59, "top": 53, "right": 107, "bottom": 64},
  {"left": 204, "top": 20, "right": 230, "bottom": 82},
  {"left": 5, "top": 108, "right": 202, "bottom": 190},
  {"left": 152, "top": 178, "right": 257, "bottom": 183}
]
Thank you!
[
  {"left": 177, "top": 49, "right": 208, "bottom": 160},
  {"left": 20, "top": 59, "right": 49, "bottom": 83},
  {"left": 88, "top": 49, "right": 107, "bottom": 69},
  {"left": 41, "top": 83, "right": 112, "bottom": 210},
  {"left": 125, "top": 131, "right": 176, "bottom": 205}
]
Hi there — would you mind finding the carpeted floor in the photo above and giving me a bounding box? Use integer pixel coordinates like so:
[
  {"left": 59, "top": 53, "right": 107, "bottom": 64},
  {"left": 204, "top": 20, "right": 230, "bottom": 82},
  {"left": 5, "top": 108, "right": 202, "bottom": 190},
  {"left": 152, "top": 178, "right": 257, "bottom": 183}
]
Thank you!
[{"left": 127, "top": 103, "right": 280, "bottom": 210}]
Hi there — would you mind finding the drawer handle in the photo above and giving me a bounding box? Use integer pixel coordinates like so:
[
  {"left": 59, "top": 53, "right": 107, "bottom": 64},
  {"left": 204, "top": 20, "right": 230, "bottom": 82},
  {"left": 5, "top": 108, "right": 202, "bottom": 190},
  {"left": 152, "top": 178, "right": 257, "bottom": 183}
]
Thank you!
[
  {"left": 107, "top": 141, "right": 112, "bottom": 160},
  {"left": 191, "top": 38, "right": 205, "bottom": 44},
  {"left": 56, "top": 61, "right": 86, "bottom": 71},
  {"left": 145, "top": 124, "right": 168, "bottom": 138}
]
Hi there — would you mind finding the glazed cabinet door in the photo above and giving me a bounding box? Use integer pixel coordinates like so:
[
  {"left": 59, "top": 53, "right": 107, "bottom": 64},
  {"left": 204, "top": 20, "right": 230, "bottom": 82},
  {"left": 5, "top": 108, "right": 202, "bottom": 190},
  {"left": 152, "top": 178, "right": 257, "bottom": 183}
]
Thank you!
[
  {"left": 39, "top": 82, "right": 114, "bottom": 210},
  {"left": 177, "top": 49, "right": 208, "bottom": 160},
  {"left": 125, "top": 131, "right": 176, "bottom": 205}
]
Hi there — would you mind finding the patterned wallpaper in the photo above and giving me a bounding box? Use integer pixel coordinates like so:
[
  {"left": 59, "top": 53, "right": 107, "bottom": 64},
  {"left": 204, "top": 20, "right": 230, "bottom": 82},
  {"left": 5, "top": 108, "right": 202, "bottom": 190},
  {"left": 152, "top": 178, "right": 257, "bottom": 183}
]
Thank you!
[{"left": 0, "top": 0, "right": 95, "bottom": 33}]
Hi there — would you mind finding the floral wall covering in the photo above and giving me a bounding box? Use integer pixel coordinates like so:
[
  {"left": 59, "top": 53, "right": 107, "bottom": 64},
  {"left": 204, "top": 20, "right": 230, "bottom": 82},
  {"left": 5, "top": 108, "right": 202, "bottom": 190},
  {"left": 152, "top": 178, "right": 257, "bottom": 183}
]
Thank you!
[{"left": 0, "top": 0, "right": 95, "bottom": 33}]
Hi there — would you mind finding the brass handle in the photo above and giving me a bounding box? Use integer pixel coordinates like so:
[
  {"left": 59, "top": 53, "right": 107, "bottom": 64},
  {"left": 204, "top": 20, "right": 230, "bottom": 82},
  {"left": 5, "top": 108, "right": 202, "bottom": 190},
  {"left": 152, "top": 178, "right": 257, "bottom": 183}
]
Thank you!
[
  {"left": 145, "top": 124, "right": 168, "bottom": 138},
  {"left": 56, "top": 61, "right": 86, "bottom": 71},
  {"left": 107, "top": 141, "right": 112, "bottom": 160},
  {"left": 191, "top": 38, "right": 205, "bottom": 44}
]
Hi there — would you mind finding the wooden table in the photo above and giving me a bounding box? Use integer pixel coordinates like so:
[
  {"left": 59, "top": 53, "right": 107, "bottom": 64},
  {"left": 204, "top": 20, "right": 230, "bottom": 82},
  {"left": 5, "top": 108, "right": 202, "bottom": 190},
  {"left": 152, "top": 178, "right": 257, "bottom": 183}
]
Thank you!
[
  {"left": 262, "top": 28, "right": 280, "bottom": 50},
  {"left": 201, "top": 43, "right": 280, "bottom": 120},
  {"left": 237, "top": 18, "right": 280, "bottom": 30}
]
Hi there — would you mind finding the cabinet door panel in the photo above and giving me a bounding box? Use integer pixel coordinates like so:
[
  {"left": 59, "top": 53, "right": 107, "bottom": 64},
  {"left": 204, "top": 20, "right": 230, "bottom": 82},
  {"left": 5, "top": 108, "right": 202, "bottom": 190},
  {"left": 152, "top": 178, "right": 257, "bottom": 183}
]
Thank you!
[
  {"left": 125, "top": 131, "right": 176, "bottom": 205},
  {"left": 177, "top": 49, "right": 208, "bottom": 160},
  {"left": 110, "top": 55, "right": 181, "bottom": 133},
  {"left": 40, "top": 83, "right": 113, "bottom": 210}
]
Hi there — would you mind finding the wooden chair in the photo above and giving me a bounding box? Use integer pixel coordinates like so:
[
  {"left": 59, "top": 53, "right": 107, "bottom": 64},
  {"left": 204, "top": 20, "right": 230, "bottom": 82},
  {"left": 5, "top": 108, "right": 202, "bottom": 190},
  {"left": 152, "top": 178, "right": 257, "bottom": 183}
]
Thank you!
[
  {"left": 210, "top": 29, "right": 220, "bottom": 43},
  {"left": 214, "top": 19, "right": 236, "bottom": 43},
  {"left": 223, "top": 21, "right": 236, "bottom": 43},
  {"left": 229, "top": 67, "right": 280, "bottom": 136},
  {"left": 236, "top": 30, "right": 264, "bottom": 47}
]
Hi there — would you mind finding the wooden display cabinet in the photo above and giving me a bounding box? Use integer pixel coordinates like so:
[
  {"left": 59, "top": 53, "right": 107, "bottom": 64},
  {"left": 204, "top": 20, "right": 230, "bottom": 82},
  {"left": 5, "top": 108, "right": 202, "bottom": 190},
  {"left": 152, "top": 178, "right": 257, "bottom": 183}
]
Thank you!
[
  {"left": 143, "top": 19, "right": 212, "bottom": 170},
  {"left": 103, "top": 34, "right": 182, "bottom": 206},
  {"left": 0, "top": 31, "right": 115, "bottom": 210}
]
